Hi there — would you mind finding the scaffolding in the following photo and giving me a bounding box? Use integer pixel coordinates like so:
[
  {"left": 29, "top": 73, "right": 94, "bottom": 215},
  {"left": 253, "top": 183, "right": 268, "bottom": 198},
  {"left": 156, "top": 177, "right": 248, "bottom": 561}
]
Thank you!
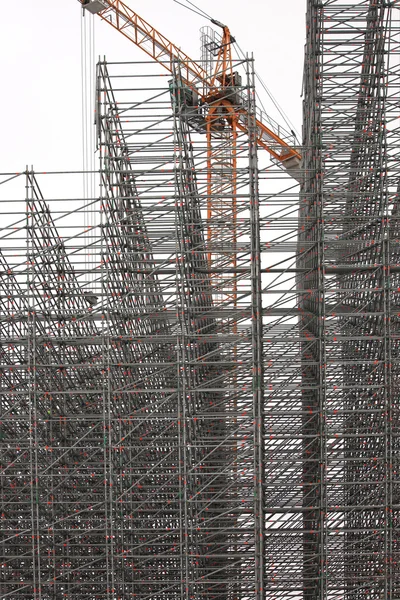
[
  {"left": 2, "top": 1, "right": 400, "bottom": 598},
  {"left": 297, "top": 1, "right": 400, "bottom": 597},
  {"left": 0, "top": 57, "right": 272, "bottom": 599}
]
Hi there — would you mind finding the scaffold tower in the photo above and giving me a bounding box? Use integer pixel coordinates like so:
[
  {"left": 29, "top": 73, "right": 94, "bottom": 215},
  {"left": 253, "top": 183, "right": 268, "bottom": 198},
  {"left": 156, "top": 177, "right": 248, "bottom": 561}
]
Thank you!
[
  {"left": 0, "top": 56, "right": 268, "bottom": 599},
  {"left": 297, "top": 0, "right": 400, "bottom": 597},
  {"left": 1, "top": 0, "right": 400, "bottom": 598}
]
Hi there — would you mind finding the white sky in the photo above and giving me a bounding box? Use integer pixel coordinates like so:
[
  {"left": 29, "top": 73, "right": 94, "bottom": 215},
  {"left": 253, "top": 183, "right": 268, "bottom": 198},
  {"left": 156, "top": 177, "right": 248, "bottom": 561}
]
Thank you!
[{"left": 0, "top": 0, "right": 306, "bottom": 174}]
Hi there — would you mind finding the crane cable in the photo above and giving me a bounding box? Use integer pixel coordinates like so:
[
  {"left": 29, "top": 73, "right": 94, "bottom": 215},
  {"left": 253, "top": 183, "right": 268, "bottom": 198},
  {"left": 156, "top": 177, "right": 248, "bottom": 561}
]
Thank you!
[
  {"left": 233, "top": 41, "right": 301, "bottom": 142},
  {"left": 80, "top": 7, "right": 96, "bottom": 277},
  {"left": 172, "top": 0, "right": 212, "bottom": 20},
  {"left": 80, "top": 7, "right": 88, "bottom": 273},
  {"left": 185, "top": 0, "right": 212, "bottom": 19}
]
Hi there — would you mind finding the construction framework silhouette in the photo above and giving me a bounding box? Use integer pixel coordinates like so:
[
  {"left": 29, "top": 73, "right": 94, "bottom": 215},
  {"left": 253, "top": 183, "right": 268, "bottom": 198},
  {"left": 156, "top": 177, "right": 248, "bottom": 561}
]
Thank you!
[{"left": 0, "top": 1, "right": 399, "bottom": 599}]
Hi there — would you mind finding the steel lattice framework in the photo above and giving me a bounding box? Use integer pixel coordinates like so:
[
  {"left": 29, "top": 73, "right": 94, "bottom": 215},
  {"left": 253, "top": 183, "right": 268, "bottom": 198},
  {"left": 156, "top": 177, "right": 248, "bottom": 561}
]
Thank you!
[
  {"left": 0, "top": 58, "right": 268, "bottom": 599},
  {"left": 1, "top": 2, "right": 400, "bottom": 598},
  {"left": 261, "top": 0, "right": 400, "bottom": 597}
]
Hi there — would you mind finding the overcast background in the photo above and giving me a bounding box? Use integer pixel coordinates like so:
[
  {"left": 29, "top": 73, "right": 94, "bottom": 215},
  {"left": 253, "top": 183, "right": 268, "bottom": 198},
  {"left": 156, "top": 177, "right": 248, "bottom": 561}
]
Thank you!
[{"left": 0, "top": 0, "right": 306, "bottom": 174}]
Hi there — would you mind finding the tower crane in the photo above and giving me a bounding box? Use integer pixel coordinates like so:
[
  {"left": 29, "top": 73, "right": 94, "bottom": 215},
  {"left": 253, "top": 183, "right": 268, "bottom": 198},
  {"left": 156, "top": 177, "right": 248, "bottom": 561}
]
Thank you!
[{"left": 79, "top": 0, "right": 301, "bottom": 180}]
